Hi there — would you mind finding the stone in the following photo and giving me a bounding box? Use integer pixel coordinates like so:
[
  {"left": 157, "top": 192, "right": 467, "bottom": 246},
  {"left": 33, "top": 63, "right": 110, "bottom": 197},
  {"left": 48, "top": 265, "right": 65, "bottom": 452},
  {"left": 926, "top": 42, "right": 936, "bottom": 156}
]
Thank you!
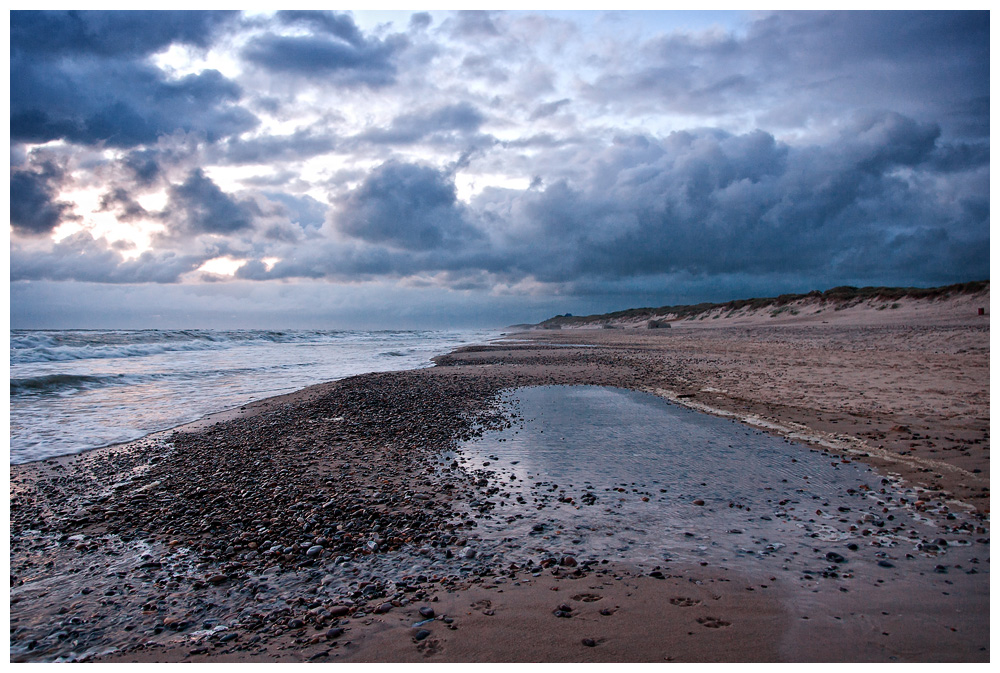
[{"left": 414, "top": 629, "right": 431, "bottom": 641}]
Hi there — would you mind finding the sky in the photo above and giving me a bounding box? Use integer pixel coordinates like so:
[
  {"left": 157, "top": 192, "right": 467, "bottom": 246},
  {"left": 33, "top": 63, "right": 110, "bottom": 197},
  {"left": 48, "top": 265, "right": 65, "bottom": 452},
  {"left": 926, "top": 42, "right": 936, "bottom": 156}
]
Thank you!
[{"left": 8, "top": 9, "right": 991, "bottom": 329}]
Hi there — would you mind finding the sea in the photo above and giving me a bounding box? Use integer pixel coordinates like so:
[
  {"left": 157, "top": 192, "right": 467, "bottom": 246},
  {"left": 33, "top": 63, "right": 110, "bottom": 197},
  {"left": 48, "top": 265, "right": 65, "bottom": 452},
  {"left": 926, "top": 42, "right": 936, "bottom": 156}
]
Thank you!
[{"left": 9, "top": 328, "right": 500, "bottom": 465}]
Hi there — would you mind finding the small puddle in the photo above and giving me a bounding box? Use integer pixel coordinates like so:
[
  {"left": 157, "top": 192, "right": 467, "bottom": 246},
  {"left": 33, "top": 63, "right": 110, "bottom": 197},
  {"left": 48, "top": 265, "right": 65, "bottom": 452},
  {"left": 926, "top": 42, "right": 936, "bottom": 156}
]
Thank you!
[{"left": 455, "top": 386, "right": 988, "bottom": 578}]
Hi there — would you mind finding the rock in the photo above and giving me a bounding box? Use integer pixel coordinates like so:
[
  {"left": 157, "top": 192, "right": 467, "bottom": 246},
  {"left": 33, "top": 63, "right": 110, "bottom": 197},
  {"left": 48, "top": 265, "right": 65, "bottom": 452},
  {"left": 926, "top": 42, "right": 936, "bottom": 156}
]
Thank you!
[
  {"left": 374, "top": 602, "right": 393, "bottom": 614},
  {"left": 414, "top": 629, "right": 431, "bottom": 641},
  {"left": 306, "top": 545, "right": 323, "bottom": 558},
  {"left": 325, "top": 627, "right": 345, "bottom": 640},
  {"left": 458, "top": 546, "right": 476, "bottom": 559},
  {"left": 582, "top": 638, "right": 596, "bottom": 647},
  {"left": 208, "top": 574, "right": 229, "bottom": 585},
  {"left": 560, "top": 556, "right": 577, "bottom": 567},
  {"left": 878, "top": 560, "right": 895, "bottom": 568},
  {"left": 418, "top": 606, "right": 435, "bottom": 619},
  {"left": 288, "top": 618, "right": 305, "bottom": 629},
  {"left": 329, "top": 605, "right": 350, "bottom": 618},
  {"left": 826, "top": 552, "right": 846, "bottom": 564},
  {"left": 693, "top": 499, "right": 705, "bottom": 506}
]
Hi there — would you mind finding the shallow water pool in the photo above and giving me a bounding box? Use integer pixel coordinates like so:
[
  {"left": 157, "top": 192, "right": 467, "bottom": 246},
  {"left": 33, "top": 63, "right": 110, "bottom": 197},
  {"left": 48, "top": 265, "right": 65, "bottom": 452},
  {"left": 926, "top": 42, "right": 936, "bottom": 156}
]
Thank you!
[{"left": 455, "top": 386, "right": 987, "bottom": 577}]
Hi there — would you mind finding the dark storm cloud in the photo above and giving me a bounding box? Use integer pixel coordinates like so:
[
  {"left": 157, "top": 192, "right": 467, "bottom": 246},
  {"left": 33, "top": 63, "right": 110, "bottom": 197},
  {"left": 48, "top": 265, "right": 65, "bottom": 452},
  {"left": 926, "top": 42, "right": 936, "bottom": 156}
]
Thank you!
[
  {"left": 165, "top": 169, "right": 261, "bottom": 235},
  {"left": 10, "top": 10, "right": 236, "bottom": 58},
  {"left": 241, "top": 13, "right": 406, "bottom": 87},
  {"left": 10, "top": 162, "right": 76, "bottom": 236},
  {"left": 11, "top": 11, "right": 256, "bottom": 149},
  {"left": 205, "top": 106, "right": 986, "bottom": 292},
  {"left": 462, "top": 114, "right": 987, "bottom": 287},
  {"left": 11, "top": 58, "right": 258, "bottom": 148},
  {"left": 336, "top": 161, "right": 480, "bottom": 251},
  {"left": 359, "top": 103, "right": 485, "bottom": 145}
]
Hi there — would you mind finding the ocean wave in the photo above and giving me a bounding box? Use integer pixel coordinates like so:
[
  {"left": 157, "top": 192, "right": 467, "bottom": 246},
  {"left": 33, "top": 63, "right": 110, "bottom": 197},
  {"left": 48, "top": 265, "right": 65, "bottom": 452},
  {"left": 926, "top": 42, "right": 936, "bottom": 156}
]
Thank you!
[
  {"left": 10, "top": 373, "right": 132, "bottom": 395},
  {"left": 8, "top": 329, "right": 357, "bottom": 364}
]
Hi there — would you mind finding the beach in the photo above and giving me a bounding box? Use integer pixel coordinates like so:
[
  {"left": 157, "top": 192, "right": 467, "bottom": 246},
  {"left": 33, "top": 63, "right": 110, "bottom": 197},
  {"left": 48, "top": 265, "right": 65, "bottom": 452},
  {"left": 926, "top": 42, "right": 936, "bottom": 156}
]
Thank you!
[{"left": 9, "top": 302, "right": 989, "bottom": 662}]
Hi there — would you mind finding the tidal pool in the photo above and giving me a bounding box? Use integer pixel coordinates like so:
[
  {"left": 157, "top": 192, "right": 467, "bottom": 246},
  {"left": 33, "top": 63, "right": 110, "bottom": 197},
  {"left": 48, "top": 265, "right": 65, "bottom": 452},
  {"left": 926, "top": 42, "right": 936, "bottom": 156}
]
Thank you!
[{"left": 454, "top": 386, "right": 987, "bottom": 578}]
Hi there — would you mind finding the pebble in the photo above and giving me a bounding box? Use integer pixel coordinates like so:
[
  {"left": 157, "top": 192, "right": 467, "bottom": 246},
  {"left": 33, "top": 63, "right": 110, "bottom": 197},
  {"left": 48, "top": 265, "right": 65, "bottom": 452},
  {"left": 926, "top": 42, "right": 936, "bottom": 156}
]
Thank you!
[
  {"left": 418, "top": 606, "right": 435, "bottom": 618},
  {"left": 414, "top": 629, "right": 431, "bottom": 641}
]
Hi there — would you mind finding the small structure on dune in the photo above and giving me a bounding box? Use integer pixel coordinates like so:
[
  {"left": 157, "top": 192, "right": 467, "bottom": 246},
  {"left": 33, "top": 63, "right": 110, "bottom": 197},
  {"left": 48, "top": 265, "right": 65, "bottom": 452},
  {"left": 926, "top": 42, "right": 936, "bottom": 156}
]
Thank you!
[{"left": 647, "top": 319, "right": 671, "bottom": 329}]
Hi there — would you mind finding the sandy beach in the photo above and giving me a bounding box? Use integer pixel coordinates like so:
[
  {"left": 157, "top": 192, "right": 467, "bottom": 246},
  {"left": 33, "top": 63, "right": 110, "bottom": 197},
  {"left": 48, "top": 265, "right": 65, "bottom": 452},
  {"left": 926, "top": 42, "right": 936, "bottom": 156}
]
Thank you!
[{"left": 9, "top": 295, "right": 989, "bottom": 662}]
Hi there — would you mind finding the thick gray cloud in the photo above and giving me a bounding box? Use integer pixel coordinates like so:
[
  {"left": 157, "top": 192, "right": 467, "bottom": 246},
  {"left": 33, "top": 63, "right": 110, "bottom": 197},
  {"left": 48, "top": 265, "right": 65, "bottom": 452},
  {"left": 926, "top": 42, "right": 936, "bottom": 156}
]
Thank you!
[
  {"left": 164, "top": 169, "right": 261, "bottom": 235},
  {"left": 10, "top": 162, "right": 75, "bottom": 235},
  {"left": 336, "top": 161, "right": 480, "bottom": 251},
  {"left": 241, "top": 13, "right": 406, "bottom": 87},
  {"left": 11, "top": 11, "right": 256, "bottom": 148}
]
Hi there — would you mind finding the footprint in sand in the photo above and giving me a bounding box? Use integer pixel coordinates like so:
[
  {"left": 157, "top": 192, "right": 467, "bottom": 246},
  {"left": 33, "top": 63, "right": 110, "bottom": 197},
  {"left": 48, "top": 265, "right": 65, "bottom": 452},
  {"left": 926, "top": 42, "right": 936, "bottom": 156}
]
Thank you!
[
  {"left": 669, "top": 597, "right": 702, "bottom": 607},
  {"left": 417, "top": 638, "right": 442, "bottom": 657},
  {"left": 471, "top": 599, "right": 495, "bottom": 616},
  {"left": 571, "top": 593, "right": 603, "bottom": 602},
  {"left": 696, "top": 616, "right": 731, "bottom": 628}
]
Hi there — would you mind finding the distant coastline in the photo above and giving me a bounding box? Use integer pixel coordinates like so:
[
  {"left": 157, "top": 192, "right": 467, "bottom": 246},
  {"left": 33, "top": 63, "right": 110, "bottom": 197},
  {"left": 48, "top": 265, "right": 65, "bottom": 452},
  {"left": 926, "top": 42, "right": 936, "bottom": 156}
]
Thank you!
[{"left": 525, "top": 279, "right": 989, "bottom": 329}]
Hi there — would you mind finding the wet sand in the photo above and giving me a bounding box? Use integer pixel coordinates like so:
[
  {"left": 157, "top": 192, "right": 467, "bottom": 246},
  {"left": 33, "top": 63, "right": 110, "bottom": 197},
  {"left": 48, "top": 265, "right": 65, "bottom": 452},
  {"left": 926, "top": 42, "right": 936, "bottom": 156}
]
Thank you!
[{"left": 9, "top": 314, "right": 989, "bottom": 662}]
